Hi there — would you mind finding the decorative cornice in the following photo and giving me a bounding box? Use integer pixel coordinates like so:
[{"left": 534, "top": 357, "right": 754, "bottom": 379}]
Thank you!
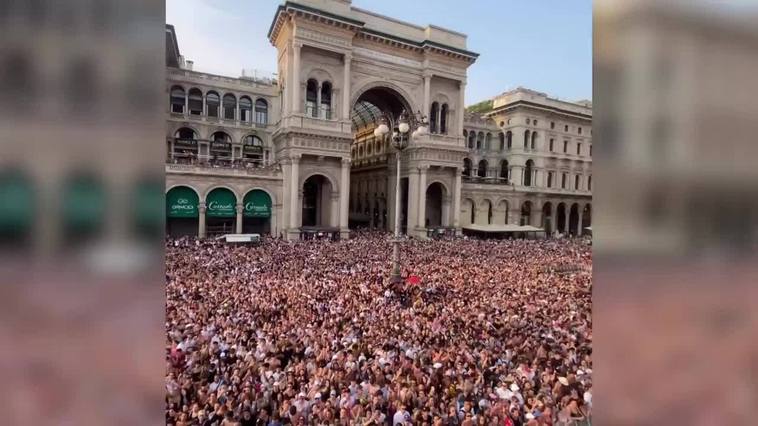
[{"left": 268, "top": 2, "right": 478, "bottom": 63}]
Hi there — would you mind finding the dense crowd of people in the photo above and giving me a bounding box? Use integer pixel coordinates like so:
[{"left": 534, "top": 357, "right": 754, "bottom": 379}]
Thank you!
[{"left": 166, "top": 233, "right": 592, "bottom": 425}]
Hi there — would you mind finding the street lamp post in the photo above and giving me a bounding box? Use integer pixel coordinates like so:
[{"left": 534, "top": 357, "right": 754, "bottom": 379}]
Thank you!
[{"left": 374, "top": 110, "right": 428, "bottom": 284}]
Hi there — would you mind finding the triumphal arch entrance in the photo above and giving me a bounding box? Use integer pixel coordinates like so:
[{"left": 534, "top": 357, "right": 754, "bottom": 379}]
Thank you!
[{"left": 268, "top": 0, "right": 478, "bottom": 240}]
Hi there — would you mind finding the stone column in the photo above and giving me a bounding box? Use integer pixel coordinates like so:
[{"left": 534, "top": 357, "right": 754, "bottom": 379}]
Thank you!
[
  {"left": 280, "top": 159, "right": 291, "bottom": 234},
  {"left": 316, "top": 83, "right": 322, "bottom": 118},
  {"left": 340, "top": 158, "right": 350, "bottom": 233},
  {"left": 511, "top": 166, "right": 522, "bottom": 187},
  {"left": 198, "top": 203, "right": 207, "bottom": 238},
  {"left": 292, "top": 42, "right": 302, "bottom": 114},
  {"left": 442, "top": 195, "right": 451, "bottom": 226},
  {"left": 236, "top": 204, "right": 243, "bottom": 234},
  {"left": 423, "top": 74, "right": 431, "bottom": 118},
  {"left": 577, "top": 204, "right": 584, "bottom": 237},
  {"left": 458, "top": 81, "right": 466, "bottom": 138},
  {"left": 564, "top": 206, "right": 571, "bottom": 236},
  {"left": 330, "top": 191, "right": 340, "bottom": 228},
  {"left": 289, "top": 155, "right": 300, "bottom": 229},
  {"left": 343, "top": 53, "right": 352, "bottom": 120},
  {"left": 453, "top": 168, "right": 462, "bottom": 229},
  {"left": 417, "top": 166, "right": 428, "bottom": 229},
  {"left": 407, "top": 168, "right": 420, "bottom": 234}
]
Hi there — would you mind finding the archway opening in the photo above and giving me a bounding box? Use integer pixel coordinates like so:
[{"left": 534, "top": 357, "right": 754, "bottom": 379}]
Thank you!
[
  {"left": 206, "top": 187, "right": 237, "bottom": 237},
  {"left": 582, "top": 204, "right": 592, "bottom": 231},
  {"left": 243, "top": 189, "right": 272, "bottom": 235},
  {"left": 350, "top": 86, "right": 413, "bottom": 232},
  {"left": 425, "top": 182, "right": 445, "bottom": 227},
  {"left": 569, "top": 203, "right": 580, "bottom": 236},
  {"left": 557, "top": 203, "right": 567, "bottom": 234},
  {"left": 520, "top": 201, "right": 532, "bottom": 226},
  {"left": 166, "top": 185, "right": 199, "bottom": 237},
  {"left": 0, "top": 171, "right": 35, "bottom": 247},
  {"left": 302, "top": 175, "right": 332, "bottom": 228}
]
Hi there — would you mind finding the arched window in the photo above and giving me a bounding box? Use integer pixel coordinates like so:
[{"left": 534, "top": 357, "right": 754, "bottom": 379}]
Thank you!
[
  {"left": 223, "top": 94, "right": 236, "bottom": 120},
  {"left": 210, "top": 132, "right": 232, "bottom": 162},
  {"left": 468, "top": 131, "right": 476, "bottom": 149},
  {"left": 440, "top": 103, "right": 448, "bottom": 134},
  {"left": 206, "top": 91, "right": 220, "bottom": 117},
  {"left": 320, "top": 82, "right": 332, "bottom": 119},
  {"left": 255, "top": 98, "right": 268, "bottom": 124},
  {"left": 506, "top": 131, "right": 512, "bottom": 149},
  {"left": 531, "top": 131, "right": 537, "bottom": 150},
  {"left": 188, "top": 88, "right": 203, "bottom": 115},
  {"left": 170, "top": 86, "right": 185, "bottom": 114},
  {"left": 430, "top": 102, "right": 439, "bottom": 134},
  {"left": 524, "top": 130, "right": 530, "bottom": 149},
  {"left": 499, "top": 133, "right": 505, "bottom": 150},
  {"left": 243, "top": 135, "right": 264, "bottom": 164},
  {"left": 478, "top": 159, "right": 488, "bottom": 178},
  {"left": 477, "top": 132, "right": 484, "bottom": 150},
  {"left": 239, "top": 96, "right": 252, "bottom": 122},
  {"left": 499, "top": 160, "right": 509, "bottom": 181},
  {"left": 524, "top": 160, "right": 534, "bottom": 186},
  {"left": 306, "top": 79, "right": 318, "bottom": 117},
  {"left": 485, "top": 133, "right": 492, "bottom": 150},
  {"left": 463, "top": 158, "right": 472, "bottom": 177},
  {"left": 520, "top": 201, "right": 532, "bottom": 226},
  {"left": 211, "top": 131, "right": 231, "bottom": 143},
  {"left": 174, "top": 127, "right": 196, "bottom": 140}
]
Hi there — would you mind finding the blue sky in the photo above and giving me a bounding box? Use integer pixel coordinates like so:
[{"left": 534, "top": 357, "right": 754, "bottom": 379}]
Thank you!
[{"left": 166, "top": 0, "right": 591, "bottom": 105}]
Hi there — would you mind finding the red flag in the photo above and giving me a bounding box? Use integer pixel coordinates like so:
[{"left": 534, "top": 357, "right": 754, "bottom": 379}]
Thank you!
[{"left": 406, "top": 275, "right": 421, "bottom": 285}]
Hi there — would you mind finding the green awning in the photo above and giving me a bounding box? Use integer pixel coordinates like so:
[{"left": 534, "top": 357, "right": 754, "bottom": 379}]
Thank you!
[
  {"left": 206, "top": 188, "right": 236, "bottom": 218},
  {"left": 243, "top": 190, "right": 271, "bottom": 218},
  {"left": 166, "top": 186, "right": 199, "bottom": 218},
  {"left": 63, "top": 177, "right": 106, "bottom": 230},
  {"left": 133, "top": 179, "right": 164, "bottom": 229},
  {"left": 0, "top": 174, "right": 34, "bottom": 233}
]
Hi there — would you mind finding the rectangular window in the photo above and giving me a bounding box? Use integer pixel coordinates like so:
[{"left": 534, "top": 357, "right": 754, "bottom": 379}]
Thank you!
[
  {"left": 224, "top": 106, "right": 235, "bottom": 120},
  {"left": 208, "top": 104, "right": 218, "bottom": 118},
  {"left": 547, "top": 172, "right": 553, "bottom": 188},
  {"left": 562, "top": 173, "right": 567, "bottom": 189},
  {"left": 549, "top": 139, "right": 554, "bottom": 152},
  {"left": 588, "top": 175, "right": 592, "bottom": 191},
  {"left": 578, "top": 127, "right": 582, "bottom": 134},
  {"left": 577, "top": 143, "right": 581, "bottom": 155},
  {"left": 575, "top": 175, "right": 580, "bottom": 190},
  {"left": 241, "top": 109, "right": 251, "bottom": 122},
  {"left": 551, "top": 122, "right": 555, "bottom": 129},
  {"left": 565, "top": 125, "right": 569, "bottom": 132},
  {"left": 590, "top": 145, "right": 592, "bottom": 157},
  {"left": 563, "top": 140, "right": 568, "bottom": 153}
]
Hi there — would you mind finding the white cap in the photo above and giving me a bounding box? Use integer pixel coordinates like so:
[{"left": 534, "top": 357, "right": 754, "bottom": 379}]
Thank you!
[
  {"left": 510, "top": 383, "right": 520, "bottom": 392},
  {"left": 314, "top": 392, "right": 322, "bottom": 399}
]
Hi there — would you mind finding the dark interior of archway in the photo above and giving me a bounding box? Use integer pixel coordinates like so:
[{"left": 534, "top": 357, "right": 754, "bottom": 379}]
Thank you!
[{"left": 351, "top": 87, "right": 410, "bottom": 135}]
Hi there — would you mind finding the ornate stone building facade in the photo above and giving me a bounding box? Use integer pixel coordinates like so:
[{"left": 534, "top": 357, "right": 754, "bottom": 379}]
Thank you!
[
  {"left": 462, "top": 88, "right": 593, "bottom": 236},
  {"left": 165, "top": 1, "right": 591, "bottom": 240}
]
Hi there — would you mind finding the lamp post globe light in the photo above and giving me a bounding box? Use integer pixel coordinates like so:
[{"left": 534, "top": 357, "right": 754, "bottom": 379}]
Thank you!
[{"left": 374, "top": 109, "right": 428, "bottom": 285}]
